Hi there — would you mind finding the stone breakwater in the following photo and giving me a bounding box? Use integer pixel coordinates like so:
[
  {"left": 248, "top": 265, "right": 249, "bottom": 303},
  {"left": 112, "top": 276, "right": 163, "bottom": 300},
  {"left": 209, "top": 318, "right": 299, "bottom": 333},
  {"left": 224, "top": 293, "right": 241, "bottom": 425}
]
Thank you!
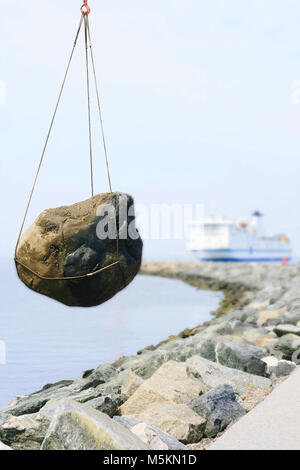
[{"left": 1, "top": 262, "right": 300, "bottom": 451}]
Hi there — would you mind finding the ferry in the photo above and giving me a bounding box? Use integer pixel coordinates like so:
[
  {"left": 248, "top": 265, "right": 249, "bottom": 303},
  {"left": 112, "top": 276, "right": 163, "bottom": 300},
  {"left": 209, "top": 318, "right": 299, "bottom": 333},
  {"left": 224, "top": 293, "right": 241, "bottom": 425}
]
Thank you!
[{"left": 187, "top": 211, "right": 292, "bottom": 262}]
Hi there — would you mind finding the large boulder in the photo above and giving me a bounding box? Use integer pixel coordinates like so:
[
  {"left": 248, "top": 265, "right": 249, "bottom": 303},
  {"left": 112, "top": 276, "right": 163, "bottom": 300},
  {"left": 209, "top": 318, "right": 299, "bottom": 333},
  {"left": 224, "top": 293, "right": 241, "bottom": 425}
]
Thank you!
[
  {"left": 267, "top": 334, "right": 300, "bottom": 360},
  {"left": 0, "top": 412, "right": 49, "bottom": 450},
  {"left": 273, "top": 324, "right": 300, "bottom": 338},
  {"left": 120, "top": 361, "right": 208, "bottom": 416},
  {"left": 82, "top": 364, "right": 117, "bottom": 384},
  {"left": 196, "top": 338, "right": 218, "bottom": 362},
  {"left": 41, "top": 400, "right": 150, "bottom": 450},
  {"left": 186, "top": 356, "right": 272, "bottom": 395},
  {"left": 82, "top": 394, "right": 126, "bottom": 418},
  {"left": 15, "top": 192, "right": 143, "bottom": 307},
  {"left": 0, "top": 381, "right": 77, "bottom": 417},
  {"left": 216, "top": 343, "right": 267, "bottom": 376},
  {"left": 188, "top": 385, "right": 245, "bottom": 438},
  {"left": 125, "top": 403, "right": 206, "bottom": 444}
]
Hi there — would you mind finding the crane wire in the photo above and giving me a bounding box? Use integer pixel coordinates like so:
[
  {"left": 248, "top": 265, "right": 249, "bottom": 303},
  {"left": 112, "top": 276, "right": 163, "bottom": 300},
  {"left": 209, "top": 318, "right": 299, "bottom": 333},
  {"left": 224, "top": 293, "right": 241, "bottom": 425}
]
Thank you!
[{"left": 14, "top": 11, "right": 120, "bottom": 280}]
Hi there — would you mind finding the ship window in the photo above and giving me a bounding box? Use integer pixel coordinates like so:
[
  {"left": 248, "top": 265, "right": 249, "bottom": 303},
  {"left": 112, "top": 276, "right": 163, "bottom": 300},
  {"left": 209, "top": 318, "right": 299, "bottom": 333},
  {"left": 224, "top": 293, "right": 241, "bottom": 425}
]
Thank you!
[{"left": 204, "top": 224, "right": 222, "bottom": 235}]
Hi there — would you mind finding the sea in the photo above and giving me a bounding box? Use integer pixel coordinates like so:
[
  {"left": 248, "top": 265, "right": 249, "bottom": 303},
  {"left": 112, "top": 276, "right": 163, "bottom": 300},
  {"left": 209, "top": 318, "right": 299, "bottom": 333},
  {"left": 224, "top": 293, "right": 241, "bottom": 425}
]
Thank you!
[{"left": 0, "top": 258, "right": 222, "bottom": 408}]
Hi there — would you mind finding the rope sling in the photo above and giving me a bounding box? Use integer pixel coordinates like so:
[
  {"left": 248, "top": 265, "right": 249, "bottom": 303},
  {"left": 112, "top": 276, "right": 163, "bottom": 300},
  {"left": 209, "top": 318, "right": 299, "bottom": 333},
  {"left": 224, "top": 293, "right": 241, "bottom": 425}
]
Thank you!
[{"left": 14, "top": 2, "right": 120, "bottom": 281}]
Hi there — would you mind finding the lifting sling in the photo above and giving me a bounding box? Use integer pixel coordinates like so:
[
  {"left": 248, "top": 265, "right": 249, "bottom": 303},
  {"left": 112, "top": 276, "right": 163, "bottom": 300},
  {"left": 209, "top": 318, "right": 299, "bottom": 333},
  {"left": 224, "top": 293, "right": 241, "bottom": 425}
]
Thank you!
[{"left": 14, "top": 1, "right": 120, "bottom": 281}]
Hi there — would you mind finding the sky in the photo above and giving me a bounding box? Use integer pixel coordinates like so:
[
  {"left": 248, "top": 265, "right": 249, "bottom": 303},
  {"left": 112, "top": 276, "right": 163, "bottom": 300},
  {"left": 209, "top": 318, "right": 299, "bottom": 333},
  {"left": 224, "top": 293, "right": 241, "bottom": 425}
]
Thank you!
[{"left": 1, "top": 0, "right": 300, "bottom": 260}]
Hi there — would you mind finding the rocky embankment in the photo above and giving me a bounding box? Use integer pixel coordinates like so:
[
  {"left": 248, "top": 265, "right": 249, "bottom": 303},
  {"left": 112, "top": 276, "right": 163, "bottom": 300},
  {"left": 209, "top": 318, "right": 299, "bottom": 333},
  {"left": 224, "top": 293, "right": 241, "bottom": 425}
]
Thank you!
[{"left": 1, "top": 262, "right": 300, "bottom": 451}]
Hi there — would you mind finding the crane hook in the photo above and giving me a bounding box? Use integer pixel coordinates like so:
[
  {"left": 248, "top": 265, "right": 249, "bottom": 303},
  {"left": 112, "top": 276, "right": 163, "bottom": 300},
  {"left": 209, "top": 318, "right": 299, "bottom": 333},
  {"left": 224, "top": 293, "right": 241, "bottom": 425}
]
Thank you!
[{"left": 81, "top": 1, "right": 91, "bottom": 15}]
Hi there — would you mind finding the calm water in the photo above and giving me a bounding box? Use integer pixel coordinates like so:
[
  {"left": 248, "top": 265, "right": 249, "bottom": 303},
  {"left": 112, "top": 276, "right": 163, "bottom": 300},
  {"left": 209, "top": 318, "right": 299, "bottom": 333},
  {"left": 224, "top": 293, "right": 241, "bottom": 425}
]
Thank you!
[{"left": 0, "top": 259, "right": 221, "bottom": 408}]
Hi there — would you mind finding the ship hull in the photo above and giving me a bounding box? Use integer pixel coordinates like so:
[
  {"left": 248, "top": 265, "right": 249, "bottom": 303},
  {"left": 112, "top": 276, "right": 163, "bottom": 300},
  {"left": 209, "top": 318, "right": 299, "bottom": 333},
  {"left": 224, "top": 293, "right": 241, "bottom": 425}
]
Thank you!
[{"left": 192, "top": 249, "right": 292, "bottom": 262}]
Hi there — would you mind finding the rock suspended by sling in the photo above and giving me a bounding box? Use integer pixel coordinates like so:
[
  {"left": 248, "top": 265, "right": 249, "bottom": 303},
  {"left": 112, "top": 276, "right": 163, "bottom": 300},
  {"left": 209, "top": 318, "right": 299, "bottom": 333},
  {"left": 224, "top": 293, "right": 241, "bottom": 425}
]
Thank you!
[{"left": 15, "top": 192, "right": 143, "bottom": 307}]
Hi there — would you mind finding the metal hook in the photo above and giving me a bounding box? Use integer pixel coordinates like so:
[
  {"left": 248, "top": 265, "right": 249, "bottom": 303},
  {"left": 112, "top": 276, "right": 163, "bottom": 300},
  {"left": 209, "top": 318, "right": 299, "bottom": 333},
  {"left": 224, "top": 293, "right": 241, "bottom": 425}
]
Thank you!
[{"left": 81, "top": 1, "right": 91, "bottom": 15}]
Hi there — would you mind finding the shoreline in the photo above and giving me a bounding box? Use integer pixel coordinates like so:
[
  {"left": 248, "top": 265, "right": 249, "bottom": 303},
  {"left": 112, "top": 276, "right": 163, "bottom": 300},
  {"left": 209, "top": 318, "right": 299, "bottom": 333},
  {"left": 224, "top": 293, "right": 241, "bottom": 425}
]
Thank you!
[
  {"left": 1, "top": 261, "right": 300, "bottom": 450},
  {"left": 138, "top": 262, "right": 250, "bottom": 351}
]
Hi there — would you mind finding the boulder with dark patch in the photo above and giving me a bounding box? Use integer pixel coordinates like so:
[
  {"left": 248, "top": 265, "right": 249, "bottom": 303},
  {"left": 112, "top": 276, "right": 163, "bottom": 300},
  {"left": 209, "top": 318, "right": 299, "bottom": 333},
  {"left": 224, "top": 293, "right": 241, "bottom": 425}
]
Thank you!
[
  {"left": 41, "top": 400, "right": 150, "bottom": 450},
  {"left": 273, "top": 324, "right": 300, "bottom": 338},
  {"left": 15, "top": 193, "right": 143, "bottom": 307},
  {"left": 267, "top": 333, "right": 300, "bottom": 360},
  {"left": 188, "top": 384, "right": 245, "bottom": 438},
  {"left": 216, "top": 343, "right": 267, "bottom": 376}
]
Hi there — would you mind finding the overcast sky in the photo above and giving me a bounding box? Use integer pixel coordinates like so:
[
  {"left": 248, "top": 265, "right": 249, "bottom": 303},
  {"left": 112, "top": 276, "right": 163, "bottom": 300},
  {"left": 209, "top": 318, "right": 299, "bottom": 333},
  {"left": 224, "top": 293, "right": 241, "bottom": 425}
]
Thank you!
[{"left": 1, "top": 0, "right": 300, "bottom": 260}]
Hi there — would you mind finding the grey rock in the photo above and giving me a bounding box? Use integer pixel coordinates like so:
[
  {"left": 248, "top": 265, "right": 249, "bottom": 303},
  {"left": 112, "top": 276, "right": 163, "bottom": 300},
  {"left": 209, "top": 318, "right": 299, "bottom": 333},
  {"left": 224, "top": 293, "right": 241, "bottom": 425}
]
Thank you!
[
  {"left": 267, "top": 334, "right": 300, "bottom": 360},
  {"left": 132, "top": 351, "right": 172, "bottom": 379},
  {"left": 85, "top": 394, "right": 126, "bottom": 417},
  {"left": 96, "top": 373, "right": 128, "bottom": 396},
  {"left": 274, "top": 324, "right": 300, "bottom": 338},
  {"left": 281, "top": 313, "right": 300, "bottom": 325},
  {"left": 0, "top": 412, "right": 49, "bottom": 450},
  {"left": 39, "top": 399, "right": 68, "bottom": 421},
  {"left": 197, "top": 338, "right": 217, "bottom": 362},
  {"left": 214, "top": 322, "right": 235, "bottom": 336},
  {"left": 113, "top": 416, "right": 187, "bottom": 450},
  {"left": 41, "top": 400, "right": 150, "bottom": 450},
  {"left": 188, "top": 384, "right": 245, "bottom": 437},
  {"left": 187, "top": 356, "right": 272, "bottom": 395},
  {"left": 0, "top": 381, "right": 79, "bottom": 416},
  {"left": 245, "top": 357, "right": 268, "bottom": 376},
  {"left": 243, "top": 313, "right": 260, "bottom": 325},
  {"left": 266, "top": 318, "right": 287, "bottom": 327},
  {"left": 79, "top": 379, "right": 105, "bottom": 392},
  {"left": 35, "top": 380, "right": 74, "bottom": 393},
  {"left": 0, "top": 396, "right": 48, "bottom": 417},
  {"left": 80, "top": 364, "right": 117, "bottom": 391},
  {"left": 216, "top": 342, "right": 267, "bottom": 376},
  {"left": 16, "top": 192, "right": 143, "bottom": 307},
  {"left": 275, "top": 360, "right": 297, "bottom": 377},
  {"left": 38, "top": 393, "right": 127, "bottom": 442},
  {"left": 262, "top": 356, "right": 296, "bottom": 378}
]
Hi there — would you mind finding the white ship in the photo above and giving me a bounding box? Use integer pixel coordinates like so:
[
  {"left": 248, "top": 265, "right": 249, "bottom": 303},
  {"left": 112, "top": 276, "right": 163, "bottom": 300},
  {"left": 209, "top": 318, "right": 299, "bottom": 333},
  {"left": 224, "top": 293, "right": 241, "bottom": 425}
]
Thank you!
[{"left": 187, "top": 211, "right": 292, "bottom": 262}]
